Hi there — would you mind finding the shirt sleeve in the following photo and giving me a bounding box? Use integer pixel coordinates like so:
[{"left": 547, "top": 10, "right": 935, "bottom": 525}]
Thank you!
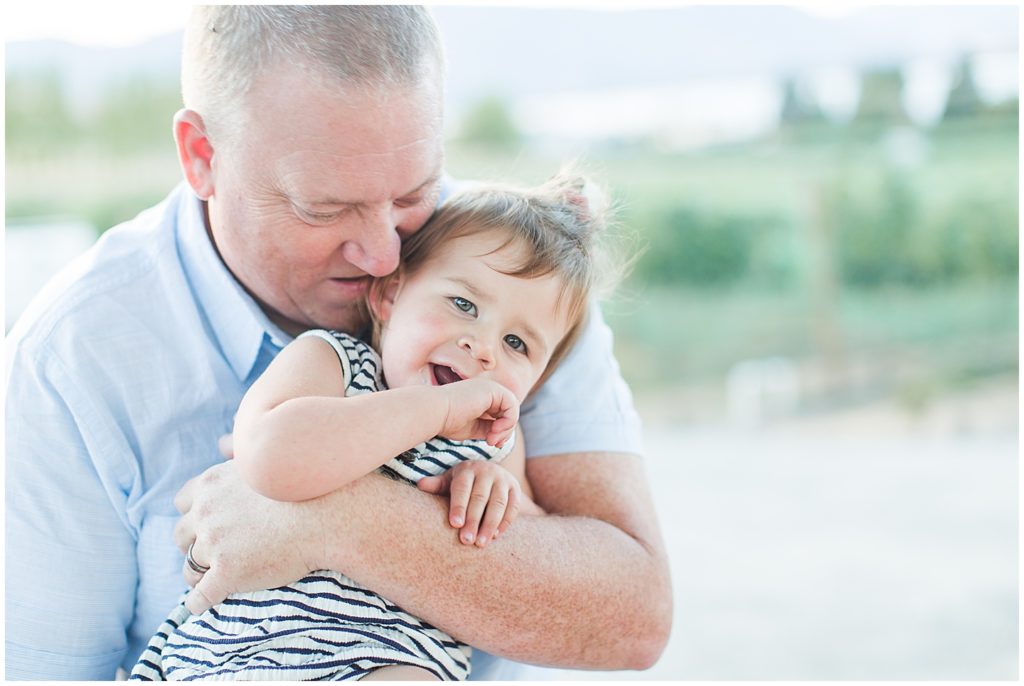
[
  {"left": 519, "top": 301, "right": 644, "bottom": 458},
  {"left": 5, "top": 340, "right": 138, "bottom": 680}
]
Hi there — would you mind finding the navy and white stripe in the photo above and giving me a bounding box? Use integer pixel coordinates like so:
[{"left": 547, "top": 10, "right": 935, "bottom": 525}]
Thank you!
[{"left": 130, "top": 331, "right": 512, "bottom": 681}]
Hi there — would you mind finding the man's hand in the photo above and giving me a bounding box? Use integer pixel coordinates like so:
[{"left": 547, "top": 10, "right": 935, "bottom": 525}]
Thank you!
[
  {"left": 172, "top": 461, "right": 322, "bottom": 614},
  {"left": 417, "top": 460, "right": 531, "bottom": 547},
  {"left": 437, "top": 378, "right": 518, "bottom": 447}
]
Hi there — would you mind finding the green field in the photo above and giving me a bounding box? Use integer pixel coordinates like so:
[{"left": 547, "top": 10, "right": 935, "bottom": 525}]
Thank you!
[{"left": 7, "top": 114, "right": 1018, "bottom": 410}]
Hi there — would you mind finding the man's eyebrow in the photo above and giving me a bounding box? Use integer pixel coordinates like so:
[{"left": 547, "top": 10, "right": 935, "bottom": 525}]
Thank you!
[
  {"left": 400, "top": 172, "right": 442, "bottom": 198},
  {"left": 300, "top": 196, "right": 354, "bottom": 209},
  {"left": 304, "top": 173, "right": 441, "bottom": 208}
]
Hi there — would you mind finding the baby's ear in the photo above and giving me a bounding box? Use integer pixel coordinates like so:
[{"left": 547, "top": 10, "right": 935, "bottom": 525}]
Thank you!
[{"left": 368, "top": 276, "right": 401, "bottom": 322}]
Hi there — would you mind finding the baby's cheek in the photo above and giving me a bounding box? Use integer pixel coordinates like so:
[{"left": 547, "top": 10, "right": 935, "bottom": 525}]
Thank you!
[{"left": 506, "top": 375, "right": 532, "bottom": 404}]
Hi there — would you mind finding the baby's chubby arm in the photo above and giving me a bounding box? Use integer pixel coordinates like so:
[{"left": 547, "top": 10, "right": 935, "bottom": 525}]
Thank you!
[
  {"left": 233, "top": 336, "right": 518, "bottom": 502},
  {"left": 418, "top": 428, "right": 545, "bottom": 547}
]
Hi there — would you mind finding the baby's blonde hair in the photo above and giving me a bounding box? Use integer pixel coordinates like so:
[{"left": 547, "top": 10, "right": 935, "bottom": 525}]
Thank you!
[{"left": 371, "top": 171, "right": 618, "bottom": 391}]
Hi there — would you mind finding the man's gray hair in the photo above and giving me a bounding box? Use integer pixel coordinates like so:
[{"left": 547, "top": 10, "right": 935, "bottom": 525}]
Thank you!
[{"left": 182, "top": 5, "right": 444, "bottom": 140}]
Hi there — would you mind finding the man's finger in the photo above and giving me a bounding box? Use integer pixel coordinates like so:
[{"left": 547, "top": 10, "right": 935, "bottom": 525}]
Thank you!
[
  {"left": 184, "top": 572, "right": 228, "bottom": 615},
  {"left": 181, "top": 559, "right": 204, "bottom": 589},
  {"left": 173, "top": 477, "right": 196, "bottom": 515},
  {"left": 172, "top": 518, "right": 194, "bottom": 555}
]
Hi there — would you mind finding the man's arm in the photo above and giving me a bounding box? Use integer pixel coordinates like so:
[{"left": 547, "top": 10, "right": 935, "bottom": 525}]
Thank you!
[
  {"left": 6, "top": 345, "right": 138, "bottom": 679},
  {"left": 176, "top": 449, "right": 671, "bottom": 669}
]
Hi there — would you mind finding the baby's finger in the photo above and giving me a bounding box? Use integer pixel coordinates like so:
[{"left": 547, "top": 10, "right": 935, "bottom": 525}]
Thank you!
[
  {"left": 497, "top": 488, "right": 522, "bottom": 539},
  {"left": 218, "top": 433, "right": 235, "bottom": 460},
  {"left": 476, "top": 488, "right": 509, "bottom": 547},
  {"left": 460, "top": 477, "right": 493, "bottom": 545},
  {"left": 487, "top": 420, "right": 516, "bottom": 447},
  {"left": 416, "top": 474, "right": 448, "bottom": 495},
  {"left": 447, "top": 469, "right": 476, "bottom": 528}
]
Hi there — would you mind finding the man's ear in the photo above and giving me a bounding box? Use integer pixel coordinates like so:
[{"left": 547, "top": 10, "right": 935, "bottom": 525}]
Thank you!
[
  {"left": 173, "top": 109, "right": 215, "bottom": 200},
  {"left": 368, "top": 276, "right": 401, "bottom": 323}
]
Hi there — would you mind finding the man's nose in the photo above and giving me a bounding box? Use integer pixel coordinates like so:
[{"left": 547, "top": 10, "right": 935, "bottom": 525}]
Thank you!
[{"left": 341, "top": 206, "right": 402, "bottom": 277}]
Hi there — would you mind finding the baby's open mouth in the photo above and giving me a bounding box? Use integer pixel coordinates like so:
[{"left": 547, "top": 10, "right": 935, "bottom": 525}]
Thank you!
[{"left": 431, "top": 364, "right": 464, "bottom": 386}]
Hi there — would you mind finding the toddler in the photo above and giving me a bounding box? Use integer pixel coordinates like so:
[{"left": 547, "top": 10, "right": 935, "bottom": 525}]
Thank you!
[{"left": 131, "top": 171, "right": 614, "bottom": 681}]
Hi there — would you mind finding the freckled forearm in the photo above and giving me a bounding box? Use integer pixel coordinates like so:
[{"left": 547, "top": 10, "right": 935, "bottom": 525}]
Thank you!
[{"left": 311, "top": 473, "right": 671, "bottom": 669}]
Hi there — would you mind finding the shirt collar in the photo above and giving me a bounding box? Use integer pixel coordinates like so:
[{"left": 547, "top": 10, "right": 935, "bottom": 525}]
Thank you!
[{"left": 174, "top": 184, "right": 292, "bottom": 381}]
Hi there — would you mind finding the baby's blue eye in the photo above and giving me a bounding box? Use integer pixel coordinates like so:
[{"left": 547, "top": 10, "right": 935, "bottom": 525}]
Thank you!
[
  {"left": 504, "top": 334, "right": 527, "bottom": 354},
  {"left": 452, "top": 297, "right": 476, "bottom": 315}
]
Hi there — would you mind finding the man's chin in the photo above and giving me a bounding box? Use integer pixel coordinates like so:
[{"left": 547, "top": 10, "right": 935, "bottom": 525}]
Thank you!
[
  {"left": 265, "top": 302, "right": 367, "bottom": 338},
  {"left": 309, "top": 303, "right": 371, "bottom": 337}
]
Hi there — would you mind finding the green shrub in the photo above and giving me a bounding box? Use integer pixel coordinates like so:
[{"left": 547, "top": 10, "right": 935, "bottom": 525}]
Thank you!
[{"left": 632, "top": 204, "right": 796, "bottom": 288}]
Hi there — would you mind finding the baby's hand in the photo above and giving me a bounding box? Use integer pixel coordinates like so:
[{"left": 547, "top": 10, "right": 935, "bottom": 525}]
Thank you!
[
  {"left": 437, "top": 377, "right": 518, "bottom": 448},
  {"left": 417, "top": 461, "right": 522, "bottom": 547}
]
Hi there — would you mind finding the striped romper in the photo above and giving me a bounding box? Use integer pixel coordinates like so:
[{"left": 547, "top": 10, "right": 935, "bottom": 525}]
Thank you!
[{"left": 130, "top": 329, "right": 512, "bottom": 681}]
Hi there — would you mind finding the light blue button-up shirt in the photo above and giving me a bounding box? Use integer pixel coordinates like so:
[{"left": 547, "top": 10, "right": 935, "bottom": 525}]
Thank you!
[{"left": 5, "top": 183, "right": 642, "bottom": 680}]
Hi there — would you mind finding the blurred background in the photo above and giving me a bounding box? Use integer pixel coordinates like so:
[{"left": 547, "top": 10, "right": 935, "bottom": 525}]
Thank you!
[{"left": 5, "top": 3, "right": 1019, "bottom": 680}]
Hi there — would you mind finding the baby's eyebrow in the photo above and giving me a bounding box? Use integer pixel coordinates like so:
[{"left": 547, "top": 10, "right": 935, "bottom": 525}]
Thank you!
[
  {"left": 517, "top": 322, "right": 547, "bottom": 356},
  {"left": 447, "top": 276, "right": 550, "bottom": 355},
  {"left": 448, "top": 277, "right": 490, "bottom": 302}
]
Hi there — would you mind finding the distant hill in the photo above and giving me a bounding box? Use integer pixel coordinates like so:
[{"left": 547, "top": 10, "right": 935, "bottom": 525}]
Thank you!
[
  {"left": 6, "top": 32, "right": 183, "bottom": 113},
  {"left": 433, "top": 5, "right": 1016, "bottom": 108}
]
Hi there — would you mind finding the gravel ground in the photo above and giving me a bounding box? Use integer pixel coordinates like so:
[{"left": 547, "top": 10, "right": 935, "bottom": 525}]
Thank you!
[{"left": 545, "top": 378, "right": 1018, "bottom": 680}]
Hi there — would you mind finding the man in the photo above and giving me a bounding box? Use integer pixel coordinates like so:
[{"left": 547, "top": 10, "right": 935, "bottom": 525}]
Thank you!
[{"left": 6, "top": 6, "right": 671, "bottom": 680}]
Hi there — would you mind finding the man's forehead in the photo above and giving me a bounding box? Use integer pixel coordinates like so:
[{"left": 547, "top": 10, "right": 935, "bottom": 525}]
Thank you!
[
  {"left": 242, "top": 62, "right": 444, "bottom": 193},
  {"left": 272, "top": 143, "right": 443, "bottom": 206},
  {"left": 249, "top": 62, "right": 443, "bottom": 135}
]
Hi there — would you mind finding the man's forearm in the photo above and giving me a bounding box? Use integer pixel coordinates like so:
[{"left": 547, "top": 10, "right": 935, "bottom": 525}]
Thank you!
[{"left": 312, "top": 455, "right": 672, "bottom": 669}]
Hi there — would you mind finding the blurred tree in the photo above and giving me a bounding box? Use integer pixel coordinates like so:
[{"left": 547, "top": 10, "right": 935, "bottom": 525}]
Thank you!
[
  {"left": 91, "top": 76, "right": 182, "bottom": 154},
  {"left": 831, "top": 164, "right": 1018, "bottom": 288},
  {"left": 630, "top": 205, "right": 790, "bottom": 288},
  {"left": 6, "top": 70, "right": 80, "bottom": 158},
  {"left": 833, "top": 170, "right": 917, "bottom": 286},
  {"left": 987, "top": 96, "right": 1019, "bottom": 119},
  {"left": 779, "top": 76, "right": 827, "bottom": 126},
  {"left": 853, "top": 68, "right": 909, "bottom": 125},
  {"left": 456, "top": 95, "right": 522, "bottom": 151},
  {"left": 7, "top": 71, "right": 180, "bottom": 158},
  {"left": 942, "top": 56, "right": 985, "bottom": 120}
]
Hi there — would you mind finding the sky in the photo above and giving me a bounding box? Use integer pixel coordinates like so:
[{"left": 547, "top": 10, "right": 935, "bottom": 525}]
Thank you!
[
  {"left": 5, "top": 3, "right": 1018, "bottom": 145},
  {"left": 4, "top": 3, "right": 191, "bottom": 47},
  {"left": 6, "top": 1, "right": 1017, "bottom": 47}
]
